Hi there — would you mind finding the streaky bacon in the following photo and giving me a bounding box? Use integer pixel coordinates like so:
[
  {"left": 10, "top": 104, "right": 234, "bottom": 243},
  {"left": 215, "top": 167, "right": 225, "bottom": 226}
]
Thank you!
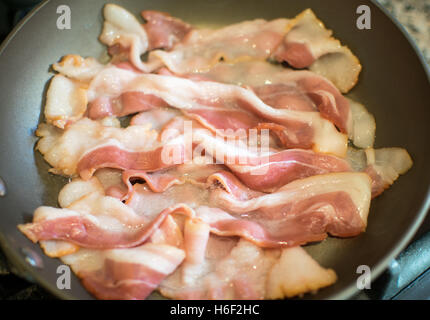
[
  {"left": 129, "top": 171, "right": 372, "bottom": 247},
  {"left": 272, "top": 9, "right": 361, "bottom": 93},
  {"left": 86, "top": 67, "right": 348, "bottom": 156},
  {"left": 228, "top": 149, "right": 352, "bottom": 192},
  {"left": 187, "top": 129, "right": 351, "bottom": 193},
  {"left": 193, "top": 61, "right": 352, "bottom": 133},
  {"left": 88, "top": 64, "right": 352, "bottom": 135},
  {"left": 148, "top": 18, "right": 289, "bottom": 74},
  {"left": 18, "top": 195, "right": 195, "bottom": 249},
  {"left": 19, "top": 172, "right": 371, "bottom": 249},
  {"left": 77, "top": 124, "right": 350, "bottom": 194},
  {"left": 35, "top": 117, "right": 191, "bottom": 178},
  {"left": 77, "top": 141, "right": 184, "bottom": 181}
]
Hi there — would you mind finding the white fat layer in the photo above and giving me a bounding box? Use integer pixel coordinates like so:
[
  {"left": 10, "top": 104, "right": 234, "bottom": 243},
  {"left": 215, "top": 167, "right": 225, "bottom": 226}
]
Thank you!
[
  {"left": 348, "top": 98, "right": 376, "bottom": 149},
  {"left": 106, "top": 244, "right": 185, "bottom": 275},
  {"left": 58, "top": 177, "right": 104, "bottom": 208},
  {"left": 45, "top": 75, "right": 88, "bottom": 129},
  {"left": 53, "top": 55, "right": 105, "bottom": 82},
  {"left": 266, "top": 246, "right": 336, "bottom": 299}
]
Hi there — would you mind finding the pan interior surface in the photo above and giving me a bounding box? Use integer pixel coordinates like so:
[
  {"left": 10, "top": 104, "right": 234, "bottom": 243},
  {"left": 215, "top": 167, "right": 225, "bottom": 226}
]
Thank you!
[{"left": 0, "top": 0, "right": 428, "bottom": 300}]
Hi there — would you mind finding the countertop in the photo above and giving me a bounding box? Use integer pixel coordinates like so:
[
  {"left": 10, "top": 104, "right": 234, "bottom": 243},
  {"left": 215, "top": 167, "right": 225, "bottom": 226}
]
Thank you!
[{"left": 380, "top": 0, "right": 430, "bottom": 65}]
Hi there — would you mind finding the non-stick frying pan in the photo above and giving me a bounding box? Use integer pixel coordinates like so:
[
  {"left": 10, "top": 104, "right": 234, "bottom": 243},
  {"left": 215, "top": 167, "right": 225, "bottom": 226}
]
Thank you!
[{"left": 0, "top": 0, "right": 429, "bottom": 300}]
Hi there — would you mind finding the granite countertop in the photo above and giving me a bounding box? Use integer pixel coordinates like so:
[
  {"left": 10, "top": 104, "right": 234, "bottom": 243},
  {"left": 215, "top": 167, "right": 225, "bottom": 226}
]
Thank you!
[{"left": 380, "top": 0, "right": 430, "bottom": 65}]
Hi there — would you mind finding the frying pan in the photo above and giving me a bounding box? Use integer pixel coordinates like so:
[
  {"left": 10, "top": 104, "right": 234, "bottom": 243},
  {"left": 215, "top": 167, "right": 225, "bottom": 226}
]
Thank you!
[{"left": 0, "top": 0, "right": 429, "bottom": 300}]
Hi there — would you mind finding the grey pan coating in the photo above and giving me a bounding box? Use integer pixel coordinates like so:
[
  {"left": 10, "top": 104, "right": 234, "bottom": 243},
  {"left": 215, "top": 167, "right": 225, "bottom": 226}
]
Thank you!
[{"left": 0, "top": 0, "right": 429, "bottom": 300}]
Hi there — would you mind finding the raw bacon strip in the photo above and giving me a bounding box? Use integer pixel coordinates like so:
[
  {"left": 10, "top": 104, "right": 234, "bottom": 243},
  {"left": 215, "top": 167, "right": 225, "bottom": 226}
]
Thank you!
[
  {"left": 346, "top": 147, "right": 413, "bottom": 198},
  {"left": 148, "top": 18, "right": 289, "bottom": 74},
  {"left": 87, "top": 67, "right": 348, "bottom": 156},
  {"left": 228, "top": 149, "right": 352, "bottom": 192},
  {"left": 273, "top": 9, "right": 361, "bottom": 93},
  {"left": 96, "top": 130, "right": 350, "bottom": 195},
  {"left": 19, "top": 172, "right": 371, "bottom": 249},
  {"left": 202, "top": 172, "right": 372, "bottom": 247},
  {"left": 61, "top": 243, "right": 185, "bottom": 300},
  {"left": 53, "top": 54, "right": 104, "bottom": 82},
  {"left": 18, "top": 191, "right": 195, "bottom": 249},
  {"left": 77, "top": 139, "right": 184, "bottom": 180},
  {"left": 196, "top": 61, "right": 352, "bottom": 133},
  {"left": 39, "top": 177, "right": 105, "bottom": 258},
  {"left": 81, "top": 127, "right": 351, "bottom": 196},
  {"left": 182, "top": 128, "right": 351, "bottom": 193},
  {"left": 44, "top": 75, "right": 87, "bottom": 129},
  {"left": 99, "top": 4, "right": 161, "bottom": 72},
  {"left": 18, "top": 177, "right": 196, "bottom": 249},
  {"left": 141, "top": 10, "right": 192, "bottom": 50},
  {"left": 127, "top": 172, "right": 372, "bottom": 247},
  {"left": 36, "top": 118, "right": 160, "bottom": 176},
  {"left": 45, "top": 177, "right": 186, "bottom": 299}
]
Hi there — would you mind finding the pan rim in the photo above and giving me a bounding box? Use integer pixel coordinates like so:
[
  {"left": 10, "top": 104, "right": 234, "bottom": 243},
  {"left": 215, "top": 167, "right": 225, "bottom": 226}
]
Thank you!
[{"left": 0, "top": 0, "right": 428, "bottom": 301}]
